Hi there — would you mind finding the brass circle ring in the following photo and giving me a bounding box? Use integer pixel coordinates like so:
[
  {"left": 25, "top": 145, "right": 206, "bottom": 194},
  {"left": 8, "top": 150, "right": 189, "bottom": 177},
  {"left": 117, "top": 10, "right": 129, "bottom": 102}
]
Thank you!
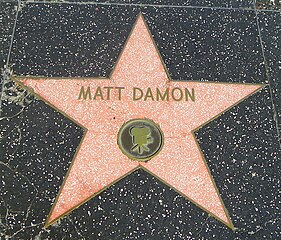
[{"left": 117, "top": 118, "right": 164, "bottom": 162}]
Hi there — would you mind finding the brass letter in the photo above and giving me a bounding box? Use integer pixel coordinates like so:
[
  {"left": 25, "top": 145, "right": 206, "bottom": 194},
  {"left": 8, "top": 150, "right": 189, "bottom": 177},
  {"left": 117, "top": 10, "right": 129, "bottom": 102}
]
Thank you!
[
  {"left": 104, "top": 86, "right": 114, "bottom": 100},
  {"left": 185, "top": 88, "right": 195, "bottom": 101},
  {"left": 78, "top": 86, "right": 92, "bottom": 100},
  {"left": 93, "top": 86, "right": 104, "bottom": 100},
  {"left": 115, "top": 87, "right": 125, "bottom": 100},
  {"left": 171, "top": 88, "right": 183, "bottom": 101},
  {"left": 133, "top": 87, "right": 143, "bottom": 100},
  {"left": 144, "top": 88, "right": 154, "bottom": 101},
  {"left": 156, "top": 88, "right": 169, "bottom": 101}
]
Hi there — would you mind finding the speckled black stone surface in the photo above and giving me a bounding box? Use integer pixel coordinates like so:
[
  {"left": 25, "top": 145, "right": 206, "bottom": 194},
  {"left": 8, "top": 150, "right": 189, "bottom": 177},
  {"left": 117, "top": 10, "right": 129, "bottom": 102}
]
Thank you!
[
  {"left": 195, "top": 87, "right": 281, "bottom": 239},
  {"left": 11, "top": 4, "right": 267, "bottom": 83},
  {"left": 1, "top": 1, "right": 280, "bottom": 239},
  {"left": 11, "top": 4, "right": 139, "bottom": 77},
  {"left": 258, "top": 11, "right": 281, "bottom": 137},
  {"left": 0, "top": 2, "right": 17, "bottom": 69},
  {"left": 20, "top": 0, "right": 256, "bottom": 9}
]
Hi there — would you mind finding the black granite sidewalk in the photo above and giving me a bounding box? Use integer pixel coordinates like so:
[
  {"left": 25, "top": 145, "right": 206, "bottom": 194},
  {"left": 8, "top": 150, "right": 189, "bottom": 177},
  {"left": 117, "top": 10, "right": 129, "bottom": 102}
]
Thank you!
[{"left": 0, "top": 1, "right": 280, "bottom": 239}]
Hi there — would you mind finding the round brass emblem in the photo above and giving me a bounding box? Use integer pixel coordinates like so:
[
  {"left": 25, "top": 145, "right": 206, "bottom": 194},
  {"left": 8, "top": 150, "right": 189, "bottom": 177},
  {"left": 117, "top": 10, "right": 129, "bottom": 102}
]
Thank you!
[{"left": 117, "top": 119, "right": 164, "bottom": 162}]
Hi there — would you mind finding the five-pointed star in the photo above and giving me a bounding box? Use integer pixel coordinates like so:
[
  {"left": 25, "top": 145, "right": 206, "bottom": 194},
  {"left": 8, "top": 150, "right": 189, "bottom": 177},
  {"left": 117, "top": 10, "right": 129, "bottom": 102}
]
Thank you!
[{"left": 16, "top": 14, "right": 263, "bottom": 229}]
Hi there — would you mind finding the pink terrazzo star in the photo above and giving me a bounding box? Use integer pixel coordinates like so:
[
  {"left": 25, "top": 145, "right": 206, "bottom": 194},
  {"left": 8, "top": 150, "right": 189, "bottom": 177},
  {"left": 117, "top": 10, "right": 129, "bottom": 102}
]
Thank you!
[{"left": 17, "top": 14, "right": 264, "bottom": 229}]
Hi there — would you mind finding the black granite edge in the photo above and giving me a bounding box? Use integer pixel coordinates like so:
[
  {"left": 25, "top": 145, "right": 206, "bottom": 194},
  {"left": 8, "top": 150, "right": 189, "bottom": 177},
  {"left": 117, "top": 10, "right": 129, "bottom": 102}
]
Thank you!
[
  {"left": 195, "top": 86, "right": 281, "bottom": 237},
  {"left": 257, "top": 9, "right": 281, "bottom": 12},
  {"left": 0, "top": 90, "right": 84, "bottom": 239},
  {"left": 0, "top": 0, "right": 19, "bottom": 3},
  {"left": 15, "top": 0, "right": 256, "bottom": 10},
  {"left": 0, "top": 1, "right": 19, "bottom": 70},
  {"left": 0, "top": 1, "right": 19, "bottom": 125},
  {"left": 256, "top": 0, "right": 281, "bottom": 10},
  {"left": 10, "top": 3, "right": 267, "bottom": 83},
  {"left": 256, "top": 10, "right": 281, "bottom": 140}
]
